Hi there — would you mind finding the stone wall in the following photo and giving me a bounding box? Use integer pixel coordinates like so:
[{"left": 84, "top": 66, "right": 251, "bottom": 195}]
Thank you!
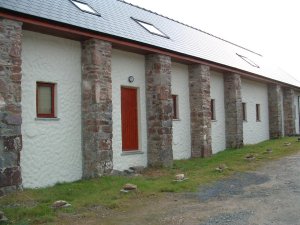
[
  {"left": 145, "top": 54, "right": 173, "bottom": 167},
  {"left": 0, "top": 19, "right": 23, "bottom": 196},
  {"left": 81, "top": 39, "right": 113, "bottom": 178},
  {"left": 188, "top": 64, "right": 212, "bottom": 157},
  {"left": 224, "top": 73, "right": 243, "bottom": 148},
  {"left": 283, "top": 87, "right": 296, "bottom": 136},
  {"left": 268, "top": 84, "right": 283, "bottom": 138}
]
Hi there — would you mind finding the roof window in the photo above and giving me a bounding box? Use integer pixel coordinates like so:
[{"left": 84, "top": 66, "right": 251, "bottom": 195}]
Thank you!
[
  {"left": 70, "top": 0, "right": 100, "bottom": 16},
  {"left": 132, "top": 18, "right": 169, "bottom": 38},
  {"left": 236, "top": 53, "right": 260, "bottom": 68}
]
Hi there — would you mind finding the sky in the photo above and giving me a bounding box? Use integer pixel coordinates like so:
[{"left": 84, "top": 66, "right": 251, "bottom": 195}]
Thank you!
[{"left": 125, "top": 0, "right": 300, "bottom": 82}]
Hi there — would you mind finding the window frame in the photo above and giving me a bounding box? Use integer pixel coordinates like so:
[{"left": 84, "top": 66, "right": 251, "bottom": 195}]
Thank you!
[
  {"left": 242, "top": 102, "right": 247, "bottom": 121},
  {"left": 131, "top": 17, "right": 170, "bottom": 39},
  {"left": 69, "top": 0, "right": 100, "bottom": 16},
  {"left": 172, "top": 95, "right": 179, "bottom": 120},
  {"left": 256, "top": 104, "right": 261, "bottom": 122},
  {"left": 211, "top": 99, "right": 216, "bottom": 120},
  {"left": 236, "top": 53, "right": 260, "bottom": 68},
  {"left": 36, "top": 82, "right": 56, "bottom": 118}
]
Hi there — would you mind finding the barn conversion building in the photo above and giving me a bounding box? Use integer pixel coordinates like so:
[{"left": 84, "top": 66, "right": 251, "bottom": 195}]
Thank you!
[{"left": 1, "top": 0, "right": 300, "bottom": 195}]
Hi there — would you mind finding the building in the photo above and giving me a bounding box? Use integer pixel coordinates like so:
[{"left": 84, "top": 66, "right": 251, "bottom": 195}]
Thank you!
[{"left": 0, "top": 0, "right": 299, "bottom": 195}]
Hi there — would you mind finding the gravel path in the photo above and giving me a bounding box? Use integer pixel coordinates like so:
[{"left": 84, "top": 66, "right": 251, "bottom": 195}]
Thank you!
[{"left": 62, "top": 153, "right": 300, "bottom": 225}]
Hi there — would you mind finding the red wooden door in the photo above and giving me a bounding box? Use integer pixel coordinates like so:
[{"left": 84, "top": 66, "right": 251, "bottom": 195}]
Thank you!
[{"left": 121, "top": 87, "right": 139, "bottom": 151}]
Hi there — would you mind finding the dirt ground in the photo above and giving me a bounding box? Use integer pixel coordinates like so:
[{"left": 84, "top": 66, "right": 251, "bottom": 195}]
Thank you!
[{"left": 59, "top": 152, "right": 300, "bottom": 225}]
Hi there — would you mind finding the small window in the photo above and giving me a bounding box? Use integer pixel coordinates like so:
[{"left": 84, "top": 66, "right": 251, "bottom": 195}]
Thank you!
[
  {"left": 132, "top": 17, "right": 169, "bottom": 38},
  {"left": 172, "top": 95, "right": 179, "bottom": 119},
  {"left": 236, "top": 53, "right": 260, "bottom": 68},
  {"left": 70, "top": 0, "right": 100, "bottom": 16},
  {"left": 211, "top": 99, "right": 216, "bottom": 120},
  {"left": 242, "top": 102, "right": 247, "bottom": 121},
  {"left": 36, "top": 82, "right": 56, "bottom": 118},
  {"left": 256, "top": 104, "right": 260, "bottom": 121}
]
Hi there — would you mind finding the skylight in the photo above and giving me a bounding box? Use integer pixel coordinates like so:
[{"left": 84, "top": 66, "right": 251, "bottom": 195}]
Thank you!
[
  {"left": 236, "top": 53, "right": 260, "bottom": 68},
  {"left": 132, "top": 18, "right": 169, "bottom": 38},
  {"left": 71, "top": 0, "right": 100, "bottom": 16}
]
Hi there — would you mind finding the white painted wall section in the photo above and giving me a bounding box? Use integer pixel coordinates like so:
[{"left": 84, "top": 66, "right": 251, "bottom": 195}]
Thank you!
[
  {"left": 242, "top": 79, "right": 269, "bottom": 144},
  {"left": 111, "top": 49, "right": 147, "bottom": 171},
  {"left": 171, "top": 63, "right": 191, "bottom": 159},
  {"left": 21, "top": 31, "right": 82, "bottom": 188},
  {"left": 210, "top": 71, "right": 226, "bottom": 153}
]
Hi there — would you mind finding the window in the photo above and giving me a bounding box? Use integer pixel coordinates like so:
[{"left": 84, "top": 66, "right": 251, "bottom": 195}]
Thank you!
[
  {"left": 132, "top": 17, "right": 169, "bottom": 38},
  {"left": 236, "top": 53, "right": 260, "bottom": 68},
  {"left": 36, "top": 82, "right": 56, "bottom": 118},
  {"left": 70, "top": 0, "right": 100, "bottom": 16},
  {"left": 211, "top": 99, "right": 216, "bottom": 120},
  {"left": 242, "top": 102, "right": 247, "bottom": 121},
  {"left": 172, "top": 95, "right": 179, "bottom": 119},
  {"left": 256, "top": 104, "right": 261, "bottom": 121}
]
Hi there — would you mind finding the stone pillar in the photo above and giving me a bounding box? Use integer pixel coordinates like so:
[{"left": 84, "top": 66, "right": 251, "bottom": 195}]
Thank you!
[
  {"left": 146, "top": 54, "right": 173, "bottom": 167},
  {"left": 224, "top": 73, "right": 243, "bottom": 148},
  {"left": 188, "top": 64, "right": 212, "bottom": 157},
  {"left": 0, "top": 19, "right": 23, "bottom": 196},
  {"left": 268, "top": 84, "right": 283, "bottom": 138},
  {"left": 81, "top": 39, "right": 113, "bottom": 178},
  {"left": 283, "top": 87, "right": 295, "bottom": 136}
]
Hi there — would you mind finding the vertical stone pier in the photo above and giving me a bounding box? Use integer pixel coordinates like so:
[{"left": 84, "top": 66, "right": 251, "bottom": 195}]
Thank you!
[
  {"left": 0, "top": 19, "right": 23, "bottom": 196},
  {"left": 188, "top": 64, "right": 212, "bottom": 157},
  {"left": 268, "top": 84, "right": 283, "bottom": 138},
  {"left": 224, "top": 73, "right": 243, "bottom": 148},
  {"left": 283, "top": 87, "right": 295, "bottom": 136},
  {"left": 81, "top": 39, "right": 113, "bottom": 178},
  {"left": 145, "top": 54, "right": 173, "bottom": 167}
]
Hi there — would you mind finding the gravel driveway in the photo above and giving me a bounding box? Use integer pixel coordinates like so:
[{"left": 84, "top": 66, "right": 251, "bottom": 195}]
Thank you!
[{"left": 66, "top": 153, "right": 300, "bottom": 225}]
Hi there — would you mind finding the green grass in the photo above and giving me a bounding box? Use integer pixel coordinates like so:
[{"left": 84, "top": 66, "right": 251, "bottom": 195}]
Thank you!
[{"left": 1, "top": 137, "right": 300, "bottom": 224}]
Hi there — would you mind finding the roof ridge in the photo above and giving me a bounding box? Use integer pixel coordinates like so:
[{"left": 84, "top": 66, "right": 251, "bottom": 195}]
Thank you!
[{"left": 118, "top": 0, "right": 262, "bottom": 57}]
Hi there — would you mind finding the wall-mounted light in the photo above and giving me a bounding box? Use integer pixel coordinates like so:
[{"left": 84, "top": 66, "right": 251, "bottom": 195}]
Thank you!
[{"left": 128, "top": 76, "right": 135, "bottom": 83}]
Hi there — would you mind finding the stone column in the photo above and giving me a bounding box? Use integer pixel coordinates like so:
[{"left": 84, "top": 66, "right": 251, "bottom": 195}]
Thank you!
[
  {"left": 81, "top": 39, "right": 113, "bottom": 178},
  {"left": 0, "top": 19, "right": 23, "bottom": 196},
  {"left": 283, "top": 87, "right": 295, "bottom": 136},
  {"left": 188, "top": 64, "right": 212, "bottom": 157},
  {"left": 268, "top": 84, "right": 283, "bottom": 138},
  {"left": 146, "top": 54, "right": 173, "bottom": 167},
  {"left": 224, "top": 73, "right": 243, "bottom": 148}
]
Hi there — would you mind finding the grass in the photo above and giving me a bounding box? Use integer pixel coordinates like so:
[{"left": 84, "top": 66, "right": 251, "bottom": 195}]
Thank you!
[{"left": 1, "top": 137, "right": 300, "bottom": 224}]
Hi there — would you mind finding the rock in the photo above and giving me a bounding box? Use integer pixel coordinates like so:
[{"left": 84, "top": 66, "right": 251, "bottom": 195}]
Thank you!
[
  {"left": 123, "top": 183, "right": 137, "bottom": 190},
  {"left": 129, "top": 166, "right": 145, "bottom": 174},
  {"left": 123, "top": 169, "right": 135, "bottom": 175},
  {"left": 245, "top": 153, "right": 256, "bottom": 161},
  {"left": 0, "top": 211, "right": 8, "bottom": 222},
  {"left": 175, "top": 174, "right": 185, "bottom": 181},
  {"left": 215, "top": 164, "right": 228, "bottom": 172},
  {"left": 265, "top": 148, "right": 273, "bottom": 153},
  {"left": 52, "top": 200, "right": 71, "bottom": 209},
  {"left": 284, "top": 142, "right": 291, "bottom": 146}
]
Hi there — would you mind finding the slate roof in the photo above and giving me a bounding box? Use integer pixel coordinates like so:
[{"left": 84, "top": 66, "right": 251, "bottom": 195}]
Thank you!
[{"left": 1, "top": 0, "right": 299, "bottom": 87}]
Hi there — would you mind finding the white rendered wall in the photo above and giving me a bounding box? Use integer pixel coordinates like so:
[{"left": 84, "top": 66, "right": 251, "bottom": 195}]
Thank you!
[
  {"left": 111, "top": 49, "right": 147, "bottom": 171},
  {"left": 171, "top": 63, "right": 191, "bottom": 159},
  {"left": 21, "top": 31, "right": 82, "bottom": 188},
  {"left": 242, "top": 79, "right": 269, "bottom": 144},
  {"left": 294, "top": 93, "right": 299, "bottom": 134},
  {"left": 210, "top": 71, "right": 226, "bottom": 153}
]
